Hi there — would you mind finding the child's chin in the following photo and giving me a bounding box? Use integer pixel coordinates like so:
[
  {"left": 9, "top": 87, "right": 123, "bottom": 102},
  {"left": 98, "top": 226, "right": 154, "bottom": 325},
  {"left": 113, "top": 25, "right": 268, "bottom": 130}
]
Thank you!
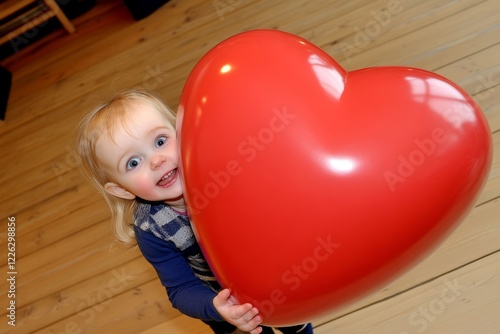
[{"left": 160, "top": 187, "right": 184, "bottom": 201}]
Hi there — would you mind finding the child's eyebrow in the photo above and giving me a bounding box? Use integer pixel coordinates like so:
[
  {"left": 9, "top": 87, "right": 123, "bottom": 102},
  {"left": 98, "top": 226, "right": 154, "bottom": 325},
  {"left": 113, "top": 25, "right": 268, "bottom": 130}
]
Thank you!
[{"left": 149, "top": 125, "right": 174, "bottom": 134}]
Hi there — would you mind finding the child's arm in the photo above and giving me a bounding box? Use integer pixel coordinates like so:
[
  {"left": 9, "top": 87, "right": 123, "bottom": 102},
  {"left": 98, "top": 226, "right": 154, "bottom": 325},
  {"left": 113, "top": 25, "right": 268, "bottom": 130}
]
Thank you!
[
  {"left": 135, "top": 227, "right": 264, "bottom": 333},
  {"left": 135, "top": 226, "right": 222, "bottom": 320}
]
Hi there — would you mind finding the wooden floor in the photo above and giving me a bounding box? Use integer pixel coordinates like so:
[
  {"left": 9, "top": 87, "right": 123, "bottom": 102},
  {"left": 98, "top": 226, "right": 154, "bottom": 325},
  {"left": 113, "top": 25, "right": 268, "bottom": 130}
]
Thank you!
[{"left": 1, "top": 0, "right": 499, "bottom": 333}]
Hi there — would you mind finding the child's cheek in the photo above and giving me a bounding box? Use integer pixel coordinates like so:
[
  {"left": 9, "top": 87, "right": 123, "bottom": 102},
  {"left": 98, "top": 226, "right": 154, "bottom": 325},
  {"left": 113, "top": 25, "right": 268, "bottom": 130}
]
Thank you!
[{"left": 132, "top": 174, "right": 155, "bottom": 199}]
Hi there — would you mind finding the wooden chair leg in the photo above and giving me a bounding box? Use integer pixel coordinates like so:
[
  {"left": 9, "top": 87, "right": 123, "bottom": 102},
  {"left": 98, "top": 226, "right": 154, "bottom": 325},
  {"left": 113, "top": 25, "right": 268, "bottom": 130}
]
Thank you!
[{"left": 43, "top": 0, "right": 75, "bottom": 34}]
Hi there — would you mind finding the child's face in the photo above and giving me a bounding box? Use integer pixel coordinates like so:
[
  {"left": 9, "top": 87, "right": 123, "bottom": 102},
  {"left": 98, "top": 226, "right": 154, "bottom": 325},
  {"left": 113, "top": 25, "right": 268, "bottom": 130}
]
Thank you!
[{"left": 96, "top": 102, "right": 183, "bottom": 205}]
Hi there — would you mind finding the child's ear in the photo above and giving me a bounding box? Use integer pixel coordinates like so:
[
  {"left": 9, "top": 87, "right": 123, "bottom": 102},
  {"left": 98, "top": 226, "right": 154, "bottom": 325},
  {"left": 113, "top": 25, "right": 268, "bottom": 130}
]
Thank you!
[{"left": 104, "top": 182, "right": 136, "bottom": 200}]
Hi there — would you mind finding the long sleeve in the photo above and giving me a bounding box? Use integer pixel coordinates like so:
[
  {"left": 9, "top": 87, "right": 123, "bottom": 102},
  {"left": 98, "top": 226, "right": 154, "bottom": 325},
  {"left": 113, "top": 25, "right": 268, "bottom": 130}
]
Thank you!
[{"left": 134, "top": 225, "right": 223, "bottom": 321}]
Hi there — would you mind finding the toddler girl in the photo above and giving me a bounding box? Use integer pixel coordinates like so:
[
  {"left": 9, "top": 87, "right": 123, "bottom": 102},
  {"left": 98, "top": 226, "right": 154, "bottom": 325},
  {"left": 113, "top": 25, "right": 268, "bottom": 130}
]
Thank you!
[{"left": 76, "top": 89, "right": 313, "bottom": 334}]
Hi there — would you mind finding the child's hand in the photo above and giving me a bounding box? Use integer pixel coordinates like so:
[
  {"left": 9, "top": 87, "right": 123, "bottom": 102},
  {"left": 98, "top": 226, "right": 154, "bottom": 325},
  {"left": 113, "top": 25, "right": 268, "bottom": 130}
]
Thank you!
[{"left": 213, "top": 289, "right": 263, "bottom": 334}]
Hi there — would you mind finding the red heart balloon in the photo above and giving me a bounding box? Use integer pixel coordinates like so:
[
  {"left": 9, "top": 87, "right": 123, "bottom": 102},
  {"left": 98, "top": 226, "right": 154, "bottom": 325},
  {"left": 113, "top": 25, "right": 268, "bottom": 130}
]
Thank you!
[{"left": 177, "top": 30, "right": 492, "bottom": 326}]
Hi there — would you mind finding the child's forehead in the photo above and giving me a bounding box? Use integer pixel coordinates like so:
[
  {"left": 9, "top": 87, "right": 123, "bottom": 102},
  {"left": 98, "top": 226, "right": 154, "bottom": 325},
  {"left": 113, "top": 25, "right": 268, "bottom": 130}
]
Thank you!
[
  {"left": 99, "top": 100, "right": 172, "bottom": 144},
  {"left": 115, "top": 101, "right": 171, "bottom": 129}
]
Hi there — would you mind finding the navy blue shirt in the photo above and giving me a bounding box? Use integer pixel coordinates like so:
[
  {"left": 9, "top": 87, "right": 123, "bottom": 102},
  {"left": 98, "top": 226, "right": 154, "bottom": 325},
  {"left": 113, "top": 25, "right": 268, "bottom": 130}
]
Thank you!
[{"left": 133, "top": 201, "right": 223, "bottom": 321}]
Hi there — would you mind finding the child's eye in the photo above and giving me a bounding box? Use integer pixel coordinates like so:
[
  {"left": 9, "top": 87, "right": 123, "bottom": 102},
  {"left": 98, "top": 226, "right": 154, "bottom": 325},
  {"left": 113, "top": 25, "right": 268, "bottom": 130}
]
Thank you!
[
  {"left": 126, "top": 157, "right": 141, "bottom": 170},
  {"left": 155, "top": 136, "right": 167, "bottom": 148}
]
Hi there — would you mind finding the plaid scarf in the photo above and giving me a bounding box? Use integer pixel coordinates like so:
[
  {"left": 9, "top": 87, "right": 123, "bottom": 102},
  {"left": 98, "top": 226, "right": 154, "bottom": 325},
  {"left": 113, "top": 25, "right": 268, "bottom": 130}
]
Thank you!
[{"left": 134, "top": 201, "right": 220, "bottom": 291}]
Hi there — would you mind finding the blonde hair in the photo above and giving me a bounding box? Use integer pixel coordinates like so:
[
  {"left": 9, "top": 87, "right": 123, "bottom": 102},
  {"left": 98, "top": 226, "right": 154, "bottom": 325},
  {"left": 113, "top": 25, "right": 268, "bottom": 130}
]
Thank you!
[{"left": 76, "top": 89, "right": 177, "bottom": 245}]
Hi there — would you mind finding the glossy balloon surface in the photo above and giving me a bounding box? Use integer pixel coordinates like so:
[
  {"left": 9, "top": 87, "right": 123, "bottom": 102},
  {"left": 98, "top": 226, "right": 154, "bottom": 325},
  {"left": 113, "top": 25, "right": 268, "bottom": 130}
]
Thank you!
[{"left": 177, "top": 30, "right": 492, "bottom": 326}]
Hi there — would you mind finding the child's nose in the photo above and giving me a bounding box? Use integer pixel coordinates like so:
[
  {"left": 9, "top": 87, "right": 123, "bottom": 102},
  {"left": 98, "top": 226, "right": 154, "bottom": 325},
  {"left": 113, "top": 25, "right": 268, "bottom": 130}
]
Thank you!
[{"left": 151, "top": 155, "right": 166, "bottom": 169}]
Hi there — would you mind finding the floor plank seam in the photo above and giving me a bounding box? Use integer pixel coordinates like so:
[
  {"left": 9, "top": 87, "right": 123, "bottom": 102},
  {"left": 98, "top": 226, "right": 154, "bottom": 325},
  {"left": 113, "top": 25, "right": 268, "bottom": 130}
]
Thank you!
[{"left": 316, "top": 248, "right": 500, "bottom": 327}]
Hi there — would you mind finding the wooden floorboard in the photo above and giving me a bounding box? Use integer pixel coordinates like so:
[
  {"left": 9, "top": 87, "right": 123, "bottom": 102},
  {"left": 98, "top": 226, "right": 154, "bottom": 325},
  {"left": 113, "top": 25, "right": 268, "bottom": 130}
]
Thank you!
[{"left": 0, "top": 0, "right": 498, "bottom": 333}]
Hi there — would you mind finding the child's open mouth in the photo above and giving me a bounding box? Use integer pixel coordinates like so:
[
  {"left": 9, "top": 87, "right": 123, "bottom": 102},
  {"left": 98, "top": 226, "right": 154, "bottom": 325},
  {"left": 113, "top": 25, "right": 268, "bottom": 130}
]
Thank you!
[{"left": 157, "top": 168, "right": 177, "bottom": 187}]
